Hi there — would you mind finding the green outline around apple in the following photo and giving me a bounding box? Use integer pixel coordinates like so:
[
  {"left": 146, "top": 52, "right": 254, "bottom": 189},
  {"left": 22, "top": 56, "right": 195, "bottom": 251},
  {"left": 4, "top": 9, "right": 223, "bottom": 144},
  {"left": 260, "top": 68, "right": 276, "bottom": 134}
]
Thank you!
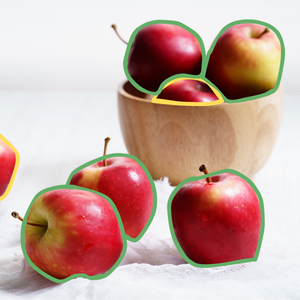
[
  {"left": 123, "top": 19, "right": 285, "bottom": 104},
  {"left": 20, "top": 185, "right": 128, "bottom": 283},
  {"left": 66, "top": 153, "right": 158, "bottom": 243},
  {"left": 167, "top": 168, "right": 265, "bottom": 268}
]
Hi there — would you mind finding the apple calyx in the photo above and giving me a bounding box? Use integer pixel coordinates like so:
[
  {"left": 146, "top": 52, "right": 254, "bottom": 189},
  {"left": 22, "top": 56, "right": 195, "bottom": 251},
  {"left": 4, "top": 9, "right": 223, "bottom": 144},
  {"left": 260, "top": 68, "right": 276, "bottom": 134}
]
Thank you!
[
  {"left": 111, "top": 24, "right": 128, "bottom": 45},
  {"left": 103, "top": 137, "right": 111, "bottom": 167},
  {"left": 199, "top": 164, "right": 211, "bottom": 184},
  {"left": 11, "top": 211, "right": 47, "bottom": 229}
]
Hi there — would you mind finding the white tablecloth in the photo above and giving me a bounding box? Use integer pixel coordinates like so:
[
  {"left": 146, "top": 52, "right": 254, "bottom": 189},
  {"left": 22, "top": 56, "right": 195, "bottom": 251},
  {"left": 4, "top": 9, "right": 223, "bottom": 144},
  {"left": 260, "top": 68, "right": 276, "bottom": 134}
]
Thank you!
[{"left": 0, "top": 91, "right": 299, "bottom": 299}]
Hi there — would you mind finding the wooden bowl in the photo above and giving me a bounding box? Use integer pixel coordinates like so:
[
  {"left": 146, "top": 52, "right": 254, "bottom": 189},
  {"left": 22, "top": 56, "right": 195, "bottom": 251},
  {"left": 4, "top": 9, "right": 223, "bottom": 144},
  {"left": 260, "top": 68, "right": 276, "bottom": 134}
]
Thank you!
[{"left": 118, "top": 81, "right": 283, "bottom": 186}]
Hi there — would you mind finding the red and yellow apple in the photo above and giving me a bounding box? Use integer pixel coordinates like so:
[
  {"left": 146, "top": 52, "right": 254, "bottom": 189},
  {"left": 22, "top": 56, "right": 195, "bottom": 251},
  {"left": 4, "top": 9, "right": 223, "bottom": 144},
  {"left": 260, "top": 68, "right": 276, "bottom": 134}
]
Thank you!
[
  {"left": 69, "top": 151, "right": 153, "bottom": 240},
  {"left": 157, "top": 79, "right": 218, "bottom": 102},
  {"left": 0, "top": 138, "right": 16, "bottom": 197},
  {"left": 127, "top": 23, "right": 202, "bottom": 92},
  {"left": 171, "top": 165, "right": 262, "bottom": 264},
  {"left": 23, "top": 188, "right": 124, "bottom": 280},
  {"left": 206, "top": 23, "right": 281, "bottom": 99}
]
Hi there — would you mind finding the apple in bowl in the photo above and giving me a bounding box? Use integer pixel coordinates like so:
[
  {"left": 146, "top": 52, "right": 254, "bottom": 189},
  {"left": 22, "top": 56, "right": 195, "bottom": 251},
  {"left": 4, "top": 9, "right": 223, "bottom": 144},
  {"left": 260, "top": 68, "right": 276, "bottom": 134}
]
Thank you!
[
  {"left": 206, "top": 23, "right": 282, "bottom": 100},
  {"left": 157, "top": 79, "right": 218, "bottom": 103},
  {"left": 124, "top": 22, "right": 203, "bottom": 92}
]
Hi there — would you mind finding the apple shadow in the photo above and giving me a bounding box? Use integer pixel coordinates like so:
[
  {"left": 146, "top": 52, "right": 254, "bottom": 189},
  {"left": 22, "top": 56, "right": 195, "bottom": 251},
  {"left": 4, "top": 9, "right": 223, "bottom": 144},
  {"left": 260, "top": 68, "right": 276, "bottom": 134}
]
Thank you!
[{"left": 120, "top": 238, "right": 186, "bottom": 267}]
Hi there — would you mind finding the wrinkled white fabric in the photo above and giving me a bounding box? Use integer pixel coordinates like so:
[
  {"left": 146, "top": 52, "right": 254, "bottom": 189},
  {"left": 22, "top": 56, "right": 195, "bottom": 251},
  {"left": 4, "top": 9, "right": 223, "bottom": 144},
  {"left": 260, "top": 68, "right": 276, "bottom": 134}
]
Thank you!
[{"left": 0, "top": 92, "right": 300, "bottom": 299}]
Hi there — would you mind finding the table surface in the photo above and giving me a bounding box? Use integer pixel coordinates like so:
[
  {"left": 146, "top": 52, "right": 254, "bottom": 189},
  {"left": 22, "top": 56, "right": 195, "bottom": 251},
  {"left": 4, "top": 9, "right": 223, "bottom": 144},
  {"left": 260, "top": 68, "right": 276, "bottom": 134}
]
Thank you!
[{"left": 0, "top": 90, "right": 299, "bottom": 299}]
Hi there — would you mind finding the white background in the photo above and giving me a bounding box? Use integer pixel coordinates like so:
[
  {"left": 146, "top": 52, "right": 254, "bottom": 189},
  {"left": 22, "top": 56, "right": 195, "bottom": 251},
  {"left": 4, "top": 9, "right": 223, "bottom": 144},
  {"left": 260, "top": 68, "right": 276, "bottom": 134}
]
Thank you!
[{"left": 0, "top": 0, "right": 299, "bottom": 91}]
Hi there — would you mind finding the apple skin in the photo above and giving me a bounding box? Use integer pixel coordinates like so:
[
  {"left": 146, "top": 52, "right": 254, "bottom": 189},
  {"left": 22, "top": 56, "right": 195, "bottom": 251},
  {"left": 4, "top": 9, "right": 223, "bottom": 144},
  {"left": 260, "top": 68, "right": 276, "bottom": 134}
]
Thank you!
[
  {"left": 24, "top": 188, "right": 124, "bottom": 280},
  {"left": 0, "top": 139, "right": 16, "bottom": 197},
  {"left": 171, "top": 173, "right": 261, "bottom": 264},
  {"left": 206, "top": 23, "right": 281, "bottom": 100},
  {"left": 70, "top": 157, "right": 153, "bottom": 239},
  {"left": 157, "top": 79, "right": 218, "bottom": 102},
  {"left": 127, "top": 23, "right": 202, "bottom": 92}
]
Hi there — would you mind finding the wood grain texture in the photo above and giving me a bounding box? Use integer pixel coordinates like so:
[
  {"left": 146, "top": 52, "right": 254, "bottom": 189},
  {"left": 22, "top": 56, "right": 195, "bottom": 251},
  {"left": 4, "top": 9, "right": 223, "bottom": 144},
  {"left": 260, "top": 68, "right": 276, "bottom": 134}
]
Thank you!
[{"left": 118, "top": 81, "right": 283, "bottom": 186}]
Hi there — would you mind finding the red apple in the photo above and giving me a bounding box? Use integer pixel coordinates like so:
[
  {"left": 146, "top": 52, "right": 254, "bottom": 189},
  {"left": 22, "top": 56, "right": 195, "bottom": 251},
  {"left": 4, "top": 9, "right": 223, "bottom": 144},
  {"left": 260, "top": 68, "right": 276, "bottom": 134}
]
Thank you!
[
  {"left": 206, "top": 23, "right": 281, "bottom": 100},
  {"left": 127, "top": 23, "right": 202, "bottom": 92},
  {"left": 171, "top": 165, "right": 261, "bottom": 264},
  {"left": 0, "top": 138, "right": 16, "bottom": 197},
  {"left": 69, "top": 139, "right": 153, "bottom": 240},
  {"left": 23, "top": 188, "right": 124, "bottom": 280},
  {"left": 157, "top": 79, "right": 218, "bottom": 102}
]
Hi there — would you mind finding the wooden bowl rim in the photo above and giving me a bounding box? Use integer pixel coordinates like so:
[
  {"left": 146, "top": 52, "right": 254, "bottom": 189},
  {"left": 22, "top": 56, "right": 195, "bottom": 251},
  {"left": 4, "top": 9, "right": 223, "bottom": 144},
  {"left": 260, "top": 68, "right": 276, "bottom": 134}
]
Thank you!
[
  {"left": 118, "top": 80, "right": 282, "bottom": 107},
  {"left": 117, "top": 80, "right": 260, "bottom": 106}
]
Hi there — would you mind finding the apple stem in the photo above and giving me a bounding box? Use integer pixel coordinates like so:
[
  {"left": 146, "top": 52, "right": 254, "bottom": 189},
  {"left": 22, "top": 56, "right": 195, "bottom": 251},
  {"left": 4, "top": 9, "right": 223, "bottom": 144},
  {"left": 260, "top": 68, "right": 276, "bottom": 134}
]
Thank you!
[
  {"left": 11, "top": 211, "right": 47, "bottom": 228},
  {"left": 199, "top": 164, "right": 211, "bottom": 183},
  {"left": 111, "top": 24, "right": 128, "bottom": 45},
  {"left": 103, "top": 137, "right": 111, "bottom": 167},
  {"left": 11, "top": 211, "right": 23, "bottom": 221},
  {"left": 257, "top": 27, "right": 270, "bottom": 38}
]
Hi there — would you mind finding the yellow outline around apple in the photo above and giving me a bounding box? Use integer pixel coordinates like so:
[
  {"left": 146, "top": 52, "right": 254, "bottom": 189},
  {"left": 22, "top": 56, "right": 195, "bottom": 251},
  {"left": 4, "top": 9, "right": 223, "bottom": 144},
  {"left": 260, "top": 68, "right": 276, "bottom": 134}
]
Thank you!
[
  {"left": 151, "top": 77, "right": 224, "bottom": 106},
  {"left": 0, "top": 134, "right": 20, "bottom": 201}
]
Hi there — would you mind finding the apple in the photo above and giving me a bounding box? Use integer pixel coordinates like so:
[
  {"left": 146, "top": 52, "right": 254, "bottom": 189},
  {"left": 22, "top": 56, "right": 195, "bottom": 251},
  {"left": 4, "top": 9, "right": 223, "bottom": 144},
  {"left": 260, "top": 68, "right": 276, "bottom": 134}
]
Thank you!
[
  {"left": 69, "top": 138, "right": 153, "bottom": 240},
  {"left": 170, "top": 165, "right": 261, "bottom": 264},
  {"left": 0, "top": 138, "right": 16, "bottom": 197},
  {"left": 206, "top": 23, "right": 281, "bottom": 100},
  {"left": 126, "top": 23, "right": 202, "bottom": 92},
  {"left": 19, "top": 188, "right": 124, "bottom": 280},
  {"left": 157, "top": 79, "right": 218, "bottom": 102}
]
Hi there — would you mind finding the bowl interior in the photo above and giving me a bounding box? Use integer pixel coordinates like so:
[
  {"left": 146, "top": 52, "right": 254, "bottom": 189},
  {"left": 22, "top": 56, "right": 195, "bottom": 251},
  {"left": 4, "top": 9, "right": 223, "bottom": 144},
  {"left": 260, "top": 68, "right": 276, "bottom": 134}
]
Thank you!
[{"left": 122, "top": 81, "right": 153, "bottom": 101}]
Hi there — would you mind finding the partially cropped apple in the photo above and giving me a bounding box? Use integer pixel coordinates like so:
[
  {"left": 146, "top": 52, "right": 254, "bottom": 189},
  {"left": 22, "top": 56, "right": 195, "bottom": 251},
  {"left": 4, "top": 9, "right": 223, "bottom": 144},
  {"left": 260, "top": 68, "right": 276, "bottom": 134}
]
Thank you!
[
  {"left": 206, "top": 23, "right": 281, "bottom": 100},
  {"left": 0, "top": 138, "right": 16, "bottom": 197},
  {"left": 18, "top": 188, "right": 124, "bottom": 280},
  {"left": 170, "top": 165, "right": 262, "bottom": 265},
  {"left": 69, "top": 138, "right": 154, "bottom": 240},
  {"left": 125, "top": 23, "right": 202, "bottom": 92},
  {"left": 157, "top": 79, "right": 218, "bottom": 102}
]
